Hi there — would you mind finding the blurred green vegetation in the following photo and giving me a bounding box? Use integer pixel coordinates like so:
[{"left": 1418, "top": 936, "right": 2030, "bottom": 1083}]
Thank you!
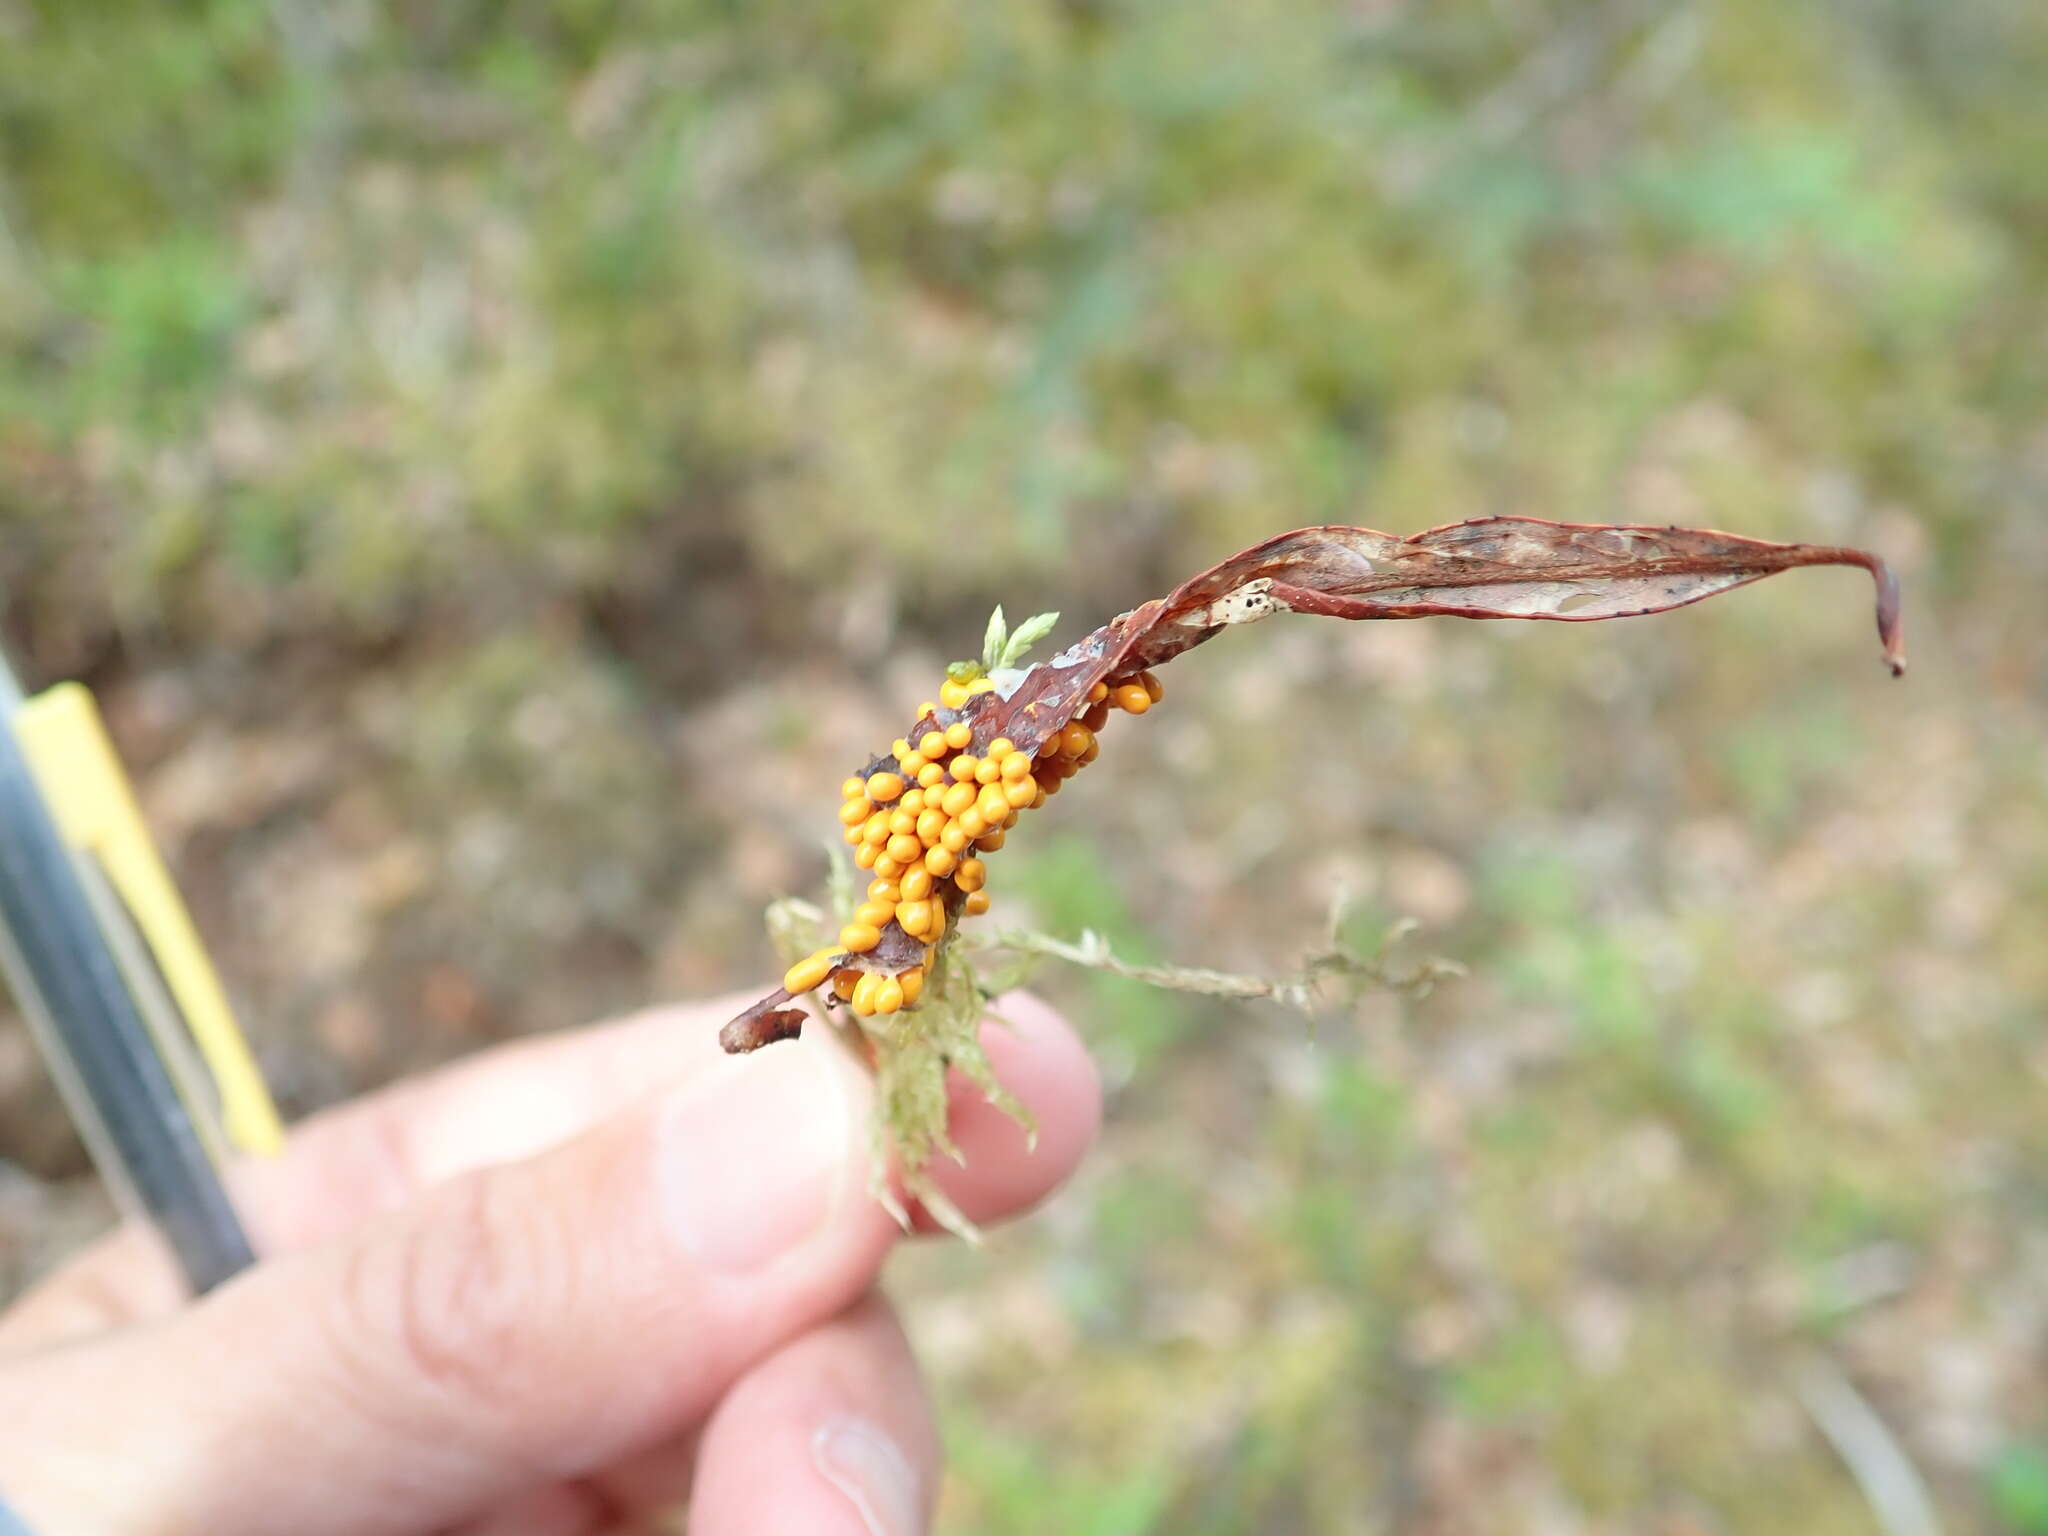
[{"left": 4, "top": 0, "right": 2047, "bottom": 1531}]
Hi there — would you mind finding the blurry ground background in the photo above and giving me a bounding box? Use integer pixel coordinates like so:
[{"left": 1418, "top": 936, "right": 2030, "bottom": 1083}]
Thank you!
[{"left": 3, "top": 1, "right": 2047, "bottom": 1531}]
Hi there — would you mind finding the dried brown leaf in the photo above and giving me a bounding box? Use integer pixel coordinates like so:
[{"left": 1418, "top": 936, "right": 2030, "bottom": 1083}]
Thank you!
[{"left": 717, "top": 516, "right": 1903, "bottom": 1050}]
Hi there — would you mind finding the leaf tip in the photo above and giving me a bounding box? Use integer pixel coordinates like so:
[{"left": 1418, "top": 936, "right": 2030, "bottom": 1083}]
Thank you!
[
  {"left": 719, "top": 997, "right": 807, "bottom": 1053},
  {"left": 1871, "top": 556, "right": 1907, "bottom": 678}
]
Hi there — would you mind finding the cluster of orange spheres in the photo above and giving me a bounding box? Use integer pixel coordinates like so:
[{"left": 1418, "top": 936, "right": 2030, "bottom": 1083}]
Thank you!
[{"left": 781, "top": 668, "right": 1164, "bottom": 1016}]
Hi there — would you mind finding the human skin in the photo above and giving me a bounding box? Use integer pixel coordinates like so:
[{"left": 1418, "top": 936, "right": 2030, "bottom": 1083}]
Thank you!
[{"left": 0, "top": 990, "right": 1101, "bottom": 1535}]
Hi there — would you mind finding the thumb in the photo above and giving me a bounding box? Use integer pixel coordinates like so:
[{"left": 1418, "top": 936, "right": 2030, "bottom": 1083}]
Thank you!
[{"left": 0, "top": 1031, "right": 892, "bottom": 1536}]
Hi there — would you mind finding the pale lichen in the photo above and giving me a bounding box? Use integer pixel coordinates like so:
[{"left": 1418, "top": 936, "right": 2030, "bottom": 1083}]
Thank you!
[
  {"left": 766, "top": 883, "right": 1452, "bottom": 1241},
  {"left": 764, "top": 890, "right": 1027, "bottom": 1241}
]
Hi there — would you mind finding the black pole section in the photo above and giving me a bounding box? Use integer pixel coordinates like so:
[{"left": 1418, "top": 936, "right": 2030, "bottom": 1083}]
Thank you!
[{"left": 0, "top": 722, "right": 255, "bottom": 1294}]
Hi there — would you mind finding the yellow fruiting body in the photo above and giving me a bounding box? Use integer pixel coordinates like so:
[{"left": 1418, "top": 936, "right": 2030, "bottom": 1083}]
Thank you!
[
  {"left": 783, "top": 949, "right": 837, "bottom": 996},
  {"left": 852, "top": 970, "right": 884, "bottom": 1015},
  {"left": 820, "top": 662, "right": 1159, "bottom": 1017}
]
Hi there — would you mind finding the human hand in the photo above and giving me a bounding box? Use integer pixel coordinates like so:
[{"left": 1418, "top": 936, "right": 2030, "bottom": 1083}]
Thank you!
[{"left": 0, "top": 990, "right": 1099, "bottom": 1534}]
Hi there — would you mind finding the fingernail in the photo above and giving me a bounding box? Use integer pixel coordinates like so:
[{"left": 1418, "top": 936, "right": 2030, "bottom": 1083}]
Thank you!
[
  {"left": 659, "top": 1040, "right": 853, "bottom": 1271},
  {"left": 813, "top": 1415, "right": 922, "bottom": 1536}
]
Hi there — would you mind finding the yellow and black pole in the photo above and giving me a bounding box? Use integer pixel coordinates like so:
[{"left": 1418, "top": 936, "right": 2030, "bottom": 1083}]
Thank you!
[{"left": 0, "top": 643, "right": 279, "bottom": 1295}]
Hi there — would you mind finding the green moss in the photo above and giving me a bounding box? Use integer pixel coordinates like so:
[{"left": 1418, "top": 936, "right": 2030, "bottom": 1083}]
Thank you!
[{"left": 1989, "top": 1447, "right": 2048, "bottom": 1536}]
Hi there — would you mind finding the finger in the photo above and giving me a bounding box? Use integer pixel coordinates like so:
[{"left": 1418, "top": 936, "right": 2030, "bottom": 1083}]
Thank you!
[
  {"left": 0, "top": 994, "right": 758, "bottom": 1353},
  {"left": 685, "top": 1293, "right": 939, "bottom": 1536},
  {"left": 900, "top": 991, "right": 1101, "bottom": 1236},
  {"left": 0, "top": 1027, "right": 896, "bottom": 1536},
  {"left": 1, "top": 991, "right": 1100, "bottom": 1351},
  {"left": 237, "top": 990, "right": 758, "bottom": 1245},
  {"left": 443, "top": 1481, "right": 614, "bottom": 1536},
  {"left": 585, "top": 1000, "right": 1100, "bottom": 1521}
]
